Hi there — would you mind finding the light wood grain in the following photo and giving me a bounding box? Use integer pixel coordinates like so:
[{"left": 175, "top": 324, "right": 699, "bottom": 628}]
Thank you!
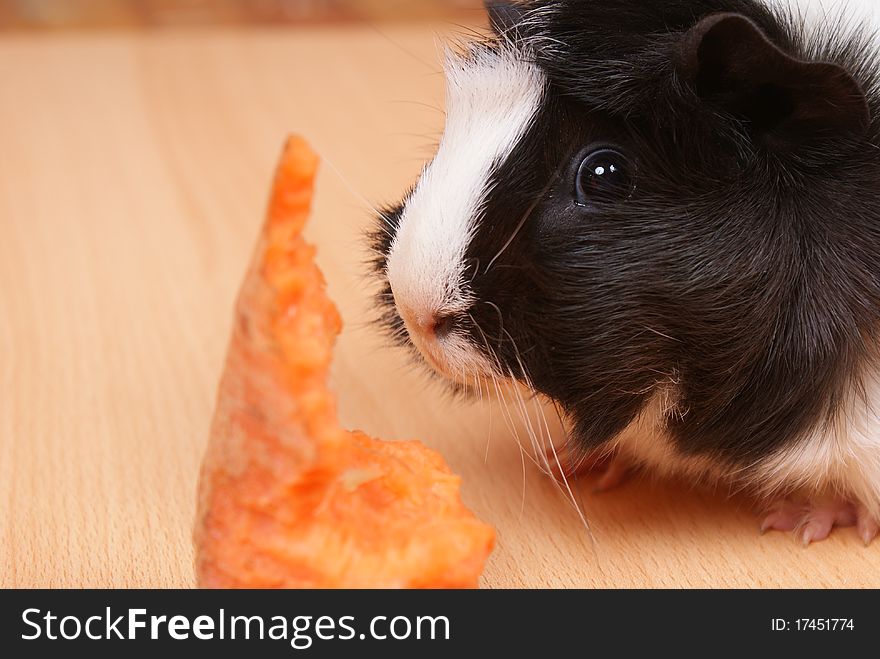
[{"left": 2, "top": 22, "right": 879, "bottom": 589}]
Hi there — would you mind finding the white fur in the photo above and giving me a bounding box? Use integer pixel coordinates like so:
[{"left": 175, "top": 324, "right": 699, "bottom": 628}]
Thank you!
[
  {"left": 607, "top": 384, "right": 729, "bottom": 487},
  {"left": 604, "top": 367, "right": 880, "bottom": 517},
  {"left": 750, "top": 362, "right": 880, "bottom": 516},
  {"left": 385, "top": 46, "right": 546, "bottom": 378}
]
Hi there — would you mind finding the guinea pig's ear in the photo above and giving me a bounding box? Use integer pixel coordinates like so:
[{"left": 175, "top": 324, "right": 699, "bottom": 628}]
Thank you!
[
  {"left": 485, "top": 0, "right": 528, "bottom": 39},
  {"left": 679, "top": 12, "right": 870, "bottom": 142}
]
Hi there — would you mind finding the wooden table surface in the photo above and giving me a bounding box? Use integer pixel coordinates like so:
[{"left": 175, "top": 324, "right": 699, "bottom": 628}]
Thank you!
[{"left": 2, "top": 21, "right": 879, "bottom": 589}]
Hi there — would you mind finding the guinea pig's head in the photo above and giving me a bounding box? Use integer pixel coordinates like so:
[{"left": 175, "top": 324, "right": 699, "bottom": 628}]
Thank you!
[{"left": 373, "top": 0, "right": 880, "bottom": 452}]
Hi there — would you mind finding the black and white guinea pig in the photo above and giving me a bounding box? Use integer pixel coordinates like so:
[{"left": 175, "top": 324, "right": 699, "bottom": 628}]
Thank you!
[{"left": 371, "top": 0, "right": 880, "bottom": 545}]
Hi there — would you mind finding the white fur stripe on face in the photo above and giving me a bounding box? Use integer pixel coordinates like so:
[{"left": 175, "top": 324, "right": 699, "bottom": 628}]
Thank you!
[{"left": 385, "top": 47, "right": 546, "bottom": 328}]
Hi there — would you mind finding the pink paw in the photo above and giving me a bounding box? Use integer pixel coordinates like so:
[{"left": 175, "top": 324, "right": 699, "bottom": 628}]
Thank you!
[
  {"left": 760, "top": 499, "right": 879, "bottom": 546},
  {"left": 545, "top": 445, "right": 632, "bottom": 492}
]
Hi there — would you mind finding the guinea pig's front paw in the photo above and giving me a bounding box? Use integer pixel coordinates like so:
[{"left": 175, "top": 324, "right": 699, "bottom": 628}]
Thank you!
[
  {"left": 759, "top": 499, "right": 879, "bottom": 546},
  {"left": 544, "top": 445, "right": 632, "bottom": 493}
]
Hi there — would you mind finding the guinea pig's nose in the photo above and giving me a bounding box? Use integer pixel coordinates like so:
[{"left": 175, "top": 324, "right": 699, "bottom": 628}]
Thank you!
[
  {"left": 414, "top": 312, "right": 456, "bottom": 340},
  {"left": 431, "top": 313, "right": 456, "bottom": 339},
  {"left": 398, "top": 304, "right": 457, "bottom": 341}
]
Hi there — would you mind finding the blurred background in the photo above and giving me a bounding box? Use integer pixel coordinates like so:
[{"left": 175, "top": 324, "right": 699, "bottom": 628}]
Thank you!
[{"left": 0, "top": 0, "right": 484, "bottom": 29}]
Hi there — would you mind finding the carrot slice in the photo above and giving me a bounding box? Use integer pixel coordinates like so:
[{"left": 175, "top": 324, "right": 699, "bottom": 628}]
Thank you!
[{"left": 194, "top": 136, "right": 495, "bottom": 588}]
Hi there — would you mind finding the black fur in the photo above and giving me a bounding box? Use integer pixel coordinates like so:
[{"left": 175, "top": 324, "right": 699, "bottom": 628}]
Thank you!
[{"left": 372, "top": 0, "right": 880, "bottom": 470}]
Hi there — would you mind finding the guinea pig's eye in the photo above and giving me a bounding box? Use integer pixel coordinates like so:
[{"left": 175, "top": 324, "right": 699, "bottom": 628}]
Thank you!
[{"left": 575, "top": 148, "right": 634, "bottom": 207}]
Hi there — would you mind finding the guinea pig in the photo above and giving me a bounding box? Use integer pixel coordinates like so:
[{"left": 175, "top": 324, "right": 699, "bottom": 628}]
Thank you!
[{"left": 371, "top": 0, "right": 880, "bottom": 546}]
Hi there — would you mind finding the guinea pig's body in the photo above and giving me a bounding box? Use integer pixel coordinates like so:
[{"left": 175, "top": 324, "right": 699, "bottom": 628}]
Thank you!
[{"left": 373, "top": 0, "right": 880, "bottom": 544}]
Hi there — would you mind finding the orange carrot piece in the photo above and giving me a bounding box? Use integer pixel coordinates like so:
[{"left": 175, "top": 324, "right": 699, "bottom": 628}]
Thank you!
[{"left": 194, "top": 136, "right": 495, "bottom": 589}]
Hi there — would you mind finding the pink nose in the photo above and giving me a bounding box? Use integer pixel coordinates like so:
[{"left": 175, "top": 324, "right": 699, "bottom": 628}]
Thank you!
[{"left": 398, "top": 306, "right": 456, "bottom": 340}]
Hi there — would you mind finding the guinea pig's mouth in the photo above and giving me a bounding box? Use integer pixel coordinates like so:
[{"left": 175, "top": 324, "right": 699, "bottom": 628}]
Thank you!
[
  {"left": 373, "top": 289, "right": 527, "bottom": 402},
  {"left": 385, "top": 300, "right": 500, "bottom": 394},
  {"left": 418, "top": 349, "right": 504, "bottom": 398},
  {"left": 403, "top": 315, "right": 493, "bottom": 384},
  {"left": 412, "top": 340, "right": 454, "bottom": 378}
]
